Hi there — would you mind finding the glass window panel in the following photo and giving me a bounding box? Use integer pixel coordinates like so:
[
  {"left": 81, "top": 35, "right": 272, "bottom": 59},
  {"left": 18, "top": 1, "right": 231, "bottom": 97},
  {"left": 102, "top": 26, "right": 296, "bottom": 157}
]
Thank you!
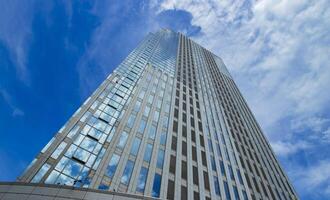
[
  {"left": 120, "top": 160, "right": 135, "bottom": 185},
  {"left": 156, "top": 99, "right": 162, "bottom": 109},
  {"left": 160, "top": 131, "right": 167, "bottom": 146},
  {"left": 229, "top": 165, "right": 235, "bottom": 181},
  {"left": 94, "top": 118, "right": 108, "bottom": 132},
  {"left": 56, "top": 174, "right": 75, "bottom": 185},
  {"left": 127, "top": 114, "right": 136, "bottom": 128},
  {"left": 136, "top": 167, "right": 148, "bottom": 193},
  {"left": 87, "top": 127, "right": 103, "bottom": 140},
  {"left": 91, "top": 100, "right": 99, "bottom": 110},
  {"left": 51, "top": 141, "right": 67, "bottom": 159},
  {"left": 214, "top": 176, "right": 221, "bottom": 196},
  {"left": 106, "top": 127, "right": 116, "bottom": 143},
  {"left": 81, "top": 124, "right": 91, "bottom": 135},
  {"left": 65, "top": 144, "right": 78, "bottom": 157},
  {"left": 98, "top": 184, "right": 109, "bottom": 190},
  {"left": 152, "top": 173, "right": 162, "bottom": 197},
  {"left": 148, "top": 124, "right": 157, "bottom": 140},
  {"left": 93, "top": 143, "right": 102, "bottom": 155},
  {"left": 153, "top": 111, "right": 160, "bottom": 122},
  {"left": 78, "top": 166, "right": 90, "bottom": 183},
  {"left": 106, "top": 153, "right": 120, "bottom": 179},
  {"left": 80, "top": 111, "right": 91, "bottom": 122},
  {"left": 117, "top": 131, "right": 129, "bottom": 149},
  {"left": 73, "top": 134, "right": 84, "bottom": 145},
  {"left": 237, "top": 169, "right": 244, "bottom": 185},
  {"left": 224, "top": 181, "right": 231, "bottom": 200},
  {"left": 138, "top": 119, "right": 147, "bottom": 133},
  {"left": 55, "top": 157, "right": 69, "bottom": 172},
  {"left": 31, "top": 163, "right": 51, "bottom": 183},
  {"left": 134, "top": 100, "right": 142, "bottom": 112},
  {"left": 63, "top": 159, "right": 83, "bottom": 179},
  {"left": 143, "top": 106, "right": 151, "bottom": 117},
  {"left": 80, "top": 136, "right": 98, "bottom": 152},
  {"left": 211, "top": 156, "right": 216, "bottom": 171},
  {"left": 220, "top": 161, "right": 226, "bottom": 176},
  {"left": 86, "top": 154, "right": 96, "bottom": 167},
  {"left": 130, "top": 137, "right": 141, "bottom": 156},
  {"left": 67, "top": 125, "right": 80, "bottom": 138},
  {"left": 243, "top": 191, "right": 248, "bottom": 200},
  {"left": 138, "top": 90, "right": 146, "bottom": 99},
  {"left": 156, "top": 149, "right": 165, "bottom": 169},
  {"left": 144, "top": 143, "right": 153, "bottom": 163},
  {"left": 73, "top": 147, "right": 90, "bottom": 163},
  {"left": 148, "top": 95, "right": 154, "bottom": 104},
  {"left": 45, "top": 170, "right": 60, "bottom": 184},
  {"left": 93, "top": 148, "right": 105, "bottom": 170},
  {"left": 233, "top": 186, "right": 240, "bottom": 200}
]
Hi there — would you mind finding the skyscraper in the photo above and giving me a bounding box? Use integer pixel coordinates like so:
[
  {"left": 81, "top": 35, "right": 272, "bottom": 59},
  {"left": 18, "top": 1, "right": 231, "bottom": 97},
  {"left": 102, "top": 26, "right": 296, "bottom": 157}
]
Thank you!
[{"left": 18, "top": 29, "right": 298, "bottom": 200}]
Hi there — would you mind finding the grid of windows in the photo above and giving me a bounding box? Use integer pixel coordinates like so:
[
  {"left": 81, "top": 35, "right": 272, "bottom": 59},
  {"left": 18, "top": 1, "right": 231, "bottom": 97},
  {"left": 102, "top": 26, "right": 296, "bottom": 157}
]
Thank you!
[{"left": 22, "top": 29, "right": 298, "bottom": 200}]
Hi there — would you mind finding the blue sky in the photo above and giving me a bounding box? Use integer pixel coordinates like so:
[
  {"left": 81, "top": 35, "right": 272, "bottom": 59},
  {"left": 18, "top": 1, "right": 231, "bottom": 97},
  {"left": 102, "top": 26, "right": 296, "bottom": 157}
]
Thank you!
[{"left": 0, "top": 1, "right": 329, "bottom": 199}]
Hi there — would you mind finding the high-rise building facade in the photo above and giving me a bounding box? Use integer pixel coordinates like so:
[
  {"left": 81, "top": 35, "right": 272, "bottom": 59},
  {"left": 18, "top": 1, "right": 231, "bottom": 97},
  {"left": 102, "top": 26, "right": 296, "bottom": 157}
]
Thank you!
[{"left": 18, "top": 29, "right": 298, "bottom": 200}]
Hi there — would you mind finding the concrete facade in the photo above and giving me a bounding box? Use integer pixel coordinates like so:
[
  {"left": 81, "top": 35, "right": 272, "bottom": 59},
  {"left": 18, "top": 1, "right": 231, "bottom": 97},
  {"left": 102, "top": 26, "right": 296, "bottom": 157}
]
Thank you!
[{"left": 0, "top": 182, "right": 158, "bottom": 200}]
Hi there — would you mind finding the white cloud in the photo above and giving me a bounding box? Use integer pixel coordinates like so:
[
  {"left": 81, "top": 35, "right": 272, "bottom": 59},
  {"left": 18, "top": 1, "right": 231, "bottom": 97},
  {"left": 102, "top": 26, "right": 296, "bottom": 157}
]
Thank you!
[
  {"left": 0, "top": 1, "right": 35, "bottom": 85},
  {"left": 157, "top": 0, "right": 330, "bottom": 140},
  {"left": 271, "top": 140, "right": 312, "bottom": 157},
  {"left": 291, "top": 160, "right": 330, "bottom": 195}
]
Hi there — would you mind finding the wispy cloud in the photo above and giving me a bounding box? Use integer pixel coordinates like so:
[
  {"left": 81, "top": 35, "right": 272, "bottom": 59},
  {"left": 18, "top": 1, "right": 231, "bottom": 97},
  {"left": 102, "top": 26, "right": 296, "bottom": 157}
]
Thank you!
[
  {"left": 0, "top": 88, "right": 24, "bottom": 117},
  {"left": 290, "top": 160, "right": 330, "bottom": 198},
  {"left": 0, "top": 1, "right": 35, "bottom": 85},
  {"left": 271, "top": 140, "right": 312, "bottom": 157}
]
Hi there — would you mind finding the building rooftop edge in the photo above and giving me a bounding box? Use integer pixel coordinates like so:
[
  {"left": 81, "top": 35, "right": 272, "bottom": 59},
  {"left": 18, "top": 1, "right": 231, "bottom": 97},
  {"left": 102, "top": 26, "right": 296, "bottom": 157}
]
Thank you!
[{"left": 0, "top": 182, "right": 160, "bottom": 200}]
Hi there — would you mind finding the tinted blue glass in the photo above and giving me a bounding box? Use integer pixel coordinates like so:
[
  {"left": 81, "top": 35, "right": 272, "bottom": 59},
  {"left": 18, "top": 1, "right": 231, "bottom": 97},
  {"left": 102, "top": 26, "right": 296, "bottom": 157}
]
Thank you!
[
  {"left": 220, "top": 161, "right": 226, "bottom": 176},
  {"left": 136, "top": 167, "right": 148, "bottom": 192},
  {"left": 224, "top": 181, "right": 231, "bottom": 200},
  {"left": 63, "top": 159, "right": 83, "bottom": 179},
  {"left": 229, "top": 165, "right": 235, "bottom": 180},
  {"left": 233, "top": 186, "right": 240, "bottom": 200},
  {"left": 160, "top": 132, "right": 167, "bottom": 145},
  {"left": 148, "top": 125, "right": 156, "bottom": 140},
  {"left": 56, "top": 174, "right": 74, "bottom": 185},
  {"left": 217, "top": 144, "right": 222, "bottom": 158},
  {"left": 121, "top": 160, "right": 135, "bottom": 185},
  {"left": 156, "top": 149, "right": 165, "bottom": 168},
  {"left": 153, "top": 111, "right": 160, "bottom": 122},
  {"left": 88, "top": 127, "right": 103, "bottom": 140},
  {"left": 117, "top": 131, "right": 129, "bottom": 149},
  {"left": 237, "top": 169, "right": 244, "bottom": 185},
  {"left": 127, "top": 114, "right": 136, "bottom": 128},
  {"left": 73, "top": 147, "right": 90, "bottom": 163},
  {"left": 45, "top": 170, "right": 60, "bottom": 184},
  {"left": 243, "top": 191, "right": 248, "bottom": 200},
  {"left": 214, "top": 176, "right": 221, "bottom": 196},
  {"left": 98, "top": 184, "right": 109, "bottom": 190},
  {"left": 130, "top": 137, "right": 141, "bottom": 156},
  {"left": 106, "top": 153, "right": 120, "bottom": 179},
  {"left": 152, "top": 173, "right": 162, "bottom": 197},
  {"left": 138, "top": 119, "right": 147, "bottom": 133},
  {"left": 208, "top": 139, "right": 213, "bottom": 152},
  {"left": 144, "top": 143, "right": 153, "bottom": 162},
  {"left": 211, "top": 156, "right": 216, "bottom": 171}
]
